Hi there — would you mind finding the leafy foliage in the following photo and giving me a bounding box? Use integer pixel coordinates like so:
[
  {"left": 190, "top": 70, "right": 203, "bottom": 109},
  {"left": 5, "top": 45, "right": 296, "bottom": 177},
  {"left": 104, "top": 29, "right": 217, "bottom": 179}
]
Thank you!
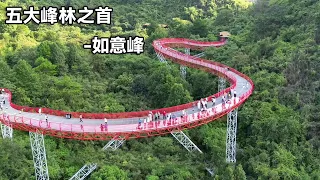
[{"left": 0, "top": 0, "right": 319, "bottom": 179}]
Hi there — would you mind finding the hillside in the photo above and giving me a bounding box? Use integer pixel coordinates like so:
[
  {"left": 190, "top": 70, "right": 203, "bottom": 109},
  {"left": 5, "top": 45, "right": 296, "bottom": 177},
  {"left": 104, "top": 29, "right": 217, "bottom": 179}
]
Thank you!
[{"left": 0, "top": 0, "right": 319, "bottom": 179}]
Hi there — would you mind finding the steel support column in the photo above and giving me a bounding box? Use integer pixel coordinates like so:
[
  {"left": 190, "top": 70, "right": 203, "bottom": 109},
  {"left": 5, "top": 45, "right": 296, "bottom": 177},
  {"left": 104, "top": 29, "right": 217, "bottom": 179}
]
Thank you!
[
  {"left": 218, "top": 77, "right": 226, "bottom": 92},
  {"left": 0, "top": 109, "right": 13, "bottom": 139},
  {"left": 171, "top": 131, "right": 214, "bottom": 176},
  {"left": 180, "top": 66, "right": 187, "bottom": 79},
  {"left": 29, "top": 130, "right": 49, "bottom": 180},
  {"left": 69, "top": 163, "right": 97, "bottom": 180},
  {"left": 180, "top": 48, "right": 190, "bottom": 79},
  {"left": 0, "top": 119, "right": 13, "bottom": 139},
  {"left": 226, "top": 108, "right": 238, "bottom": 163}
]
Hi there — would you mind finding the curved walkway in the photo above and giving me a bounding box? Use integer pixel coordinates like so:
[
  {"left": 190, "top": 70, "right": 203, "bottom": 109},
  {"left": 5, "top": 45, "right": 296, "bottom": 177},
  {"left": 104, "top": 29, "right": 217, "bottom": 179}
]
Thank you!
[{"left": 0, "top": 37, "right": 254, "bottom": 140}]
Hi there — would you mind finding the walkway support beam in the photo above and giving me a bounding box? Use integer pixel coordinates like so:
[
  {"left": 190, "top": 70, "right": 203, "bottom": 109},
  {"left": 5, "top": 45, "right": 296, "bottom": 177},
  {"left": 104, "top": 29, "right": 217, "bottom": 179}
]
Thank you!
[
  {"left": 194, "top": 52, "right": 205, "bottom": 58},
  {"left": 226, "top": 108, "right": 238, "bottom": 163},
  {"left": 156, "top": 52, "right": 168, "bottom": 64},
  {"left": 171, "top": 130, "right": 214, "bottom": 176},
  {"left": 218, "top": 77, "right": 226, "bottom": 92},
  {"left": 69, "top": 163, "right": 97, "bottom": 180},
  {"left": 171, "top": 130, "right": 202, "bottom": 153},
  {"left": 102, "top": 136, "right": 126, "bottom": 151},
  {"left": 29, "top": 130, "right": 49, "bottom": 180},
  {"left": 180, "top": 48, "right": 190, "bottom": 79},
  {"left": 69, "top": 136, "right": 125, "bottom": 179}
]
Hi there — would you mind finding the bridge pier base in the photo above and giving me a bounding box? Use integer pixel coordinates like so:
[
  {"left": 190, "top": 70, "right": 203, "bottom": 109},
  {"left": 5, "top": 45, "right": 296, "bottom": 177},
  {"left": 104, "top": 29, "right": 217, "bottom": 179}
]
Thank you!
[
  {"left": 226, "top": 108, "right": 238, "bottom": 163},
  {"left": 69, "top": 163, "right": 97, "bottom": 180},
  {"left": 171, "top": 130, "right": 214, "bottom": 176},
  {"left": 29, "top": 130, "right": 49, "bottom": 180}
]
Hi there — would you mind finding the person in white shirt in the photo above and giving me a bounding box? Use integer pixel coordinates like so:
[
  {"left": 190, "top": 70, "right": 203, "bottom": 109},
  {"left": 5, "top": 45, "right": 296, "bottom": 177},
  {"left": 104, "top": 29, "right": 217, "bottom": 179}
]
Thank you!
[{"left": 181, "top": 109, "right": 186, "bottom": 117}]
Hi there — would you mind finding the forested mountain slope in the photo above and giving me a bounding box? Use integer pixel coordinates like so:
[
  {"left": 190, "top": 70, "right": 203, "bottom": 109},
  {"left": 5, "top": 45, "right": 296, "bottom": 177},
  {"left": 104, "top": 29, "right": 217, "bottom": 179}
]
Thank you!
[{"left": 0, "top": 0, "right": 319, "bottom": 179}]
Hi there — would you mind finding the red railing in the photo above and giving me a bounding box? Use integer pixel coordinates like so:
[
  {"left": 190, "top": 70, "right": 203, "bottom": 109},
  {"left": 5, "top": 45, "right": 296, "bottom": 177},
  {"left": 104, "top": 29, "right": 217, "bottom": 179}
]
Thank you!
[
  {"left": 1, "top": 37, "right": 253, "bottom": 123},
  {"left": 0, "top": 89, "right": 253, "bottom": 136}
]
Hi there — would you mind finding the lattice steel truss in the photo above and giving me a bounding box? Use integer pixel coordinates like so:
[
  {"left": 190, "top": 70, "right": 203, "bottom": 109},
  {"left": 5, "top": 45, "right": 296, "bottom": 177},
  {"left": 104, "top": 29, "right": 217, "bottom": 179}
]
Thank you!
[
  {"left": 171, "top": 131, "right": 202, "bottom": 153},
  {"left": 180, "top": 66, "right": 187, "bottom": 79},
  {"left": 0, "top": 122, "right": 13, "bottom": 139},
  {"left": 69, "top": 163, "right": 97, "bottom": 180},
  {"left": 156, "top": 52, "right": 168, "bottom": 64},
  {"left": 180, "top": 48, "right": 190, "bottom": 79},
  {"left": 226, "top": 108, "right": 238, "bottom": 163},
  {"left": 70, "top": 136, "right": 126, "bottom": 179},
  {"left": 29, "top": 130, "right": 49, "bottom": 180},
  {"left": 185, "top": 48, "right": 190, "bottom": 55},
  {"left": 194, "top": 52, "right": 205, "bottom": 58},
  {"left": 171, "top": 131, "right": 214, "bottom": 176},
  {"left": 102, "top": 136, "right": 126, "bottom": 151},
  {"left": 218, "top": 77, "right": 226, "bottom": 92}
]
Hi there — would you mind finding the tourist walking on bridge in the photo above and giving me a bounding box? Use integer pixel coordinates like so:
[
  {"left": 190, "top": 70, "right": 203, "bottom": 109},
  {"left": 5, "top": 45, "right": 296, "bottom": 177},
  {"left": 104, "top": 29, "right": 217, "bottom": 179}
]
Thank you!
[
  {"left": 79, "top": 114, "right": 83, "bottom": 122},
  {"left": 181, "top": 109, "right": 186, "bottom": 118},
  {"left": 38, "top": 108, "right": 42, "bottom": 116},
  {"left": 138, "top": 118, "right": 142, "bottom": 129},
  {"left": 104, "top": 118, "right": 108, "bottom": 130},
  {"left": 222, "top": 96, "right": 225, "bottom": 108}
]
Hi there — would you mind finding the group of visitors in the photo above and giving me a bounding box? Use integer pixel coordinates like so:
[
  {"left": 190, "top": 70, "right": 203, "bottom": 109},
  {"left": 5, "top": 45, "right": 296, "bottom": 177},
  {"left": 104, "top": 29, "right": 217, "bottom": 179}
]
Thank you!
[
  {"left": 136, "top": 110, "right": 187, "bottom": 129},
  {"left": 32, "top": 88, "right": 241, "bottom": 132},
  {"left": 220, "top": 90, "right": 237, "bottom": 109},
  {"left": 197, "top": 98, "right": 209, "bottom": 111}
]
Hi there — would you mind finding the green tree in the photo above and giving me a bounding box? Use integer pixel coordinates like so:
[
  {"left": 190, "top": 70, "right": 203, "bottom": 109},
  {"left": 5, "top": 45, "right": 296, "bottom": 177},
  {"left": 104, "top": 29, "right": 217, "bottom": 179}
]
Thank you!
[
  {"left": 12, "top": 60, "right": 40, "bottom": 94},
  {"left": 165, "top": 83, "right": 193, "bottom": 107},
  {"left": 234, "top": 164, "right": 246, "bottom": 180},
  {"left": 34, "top": 56, "right": 57, "bottom": 76},
  {"left": 90, "top": 165, "right": 128, "bottom": 180}
]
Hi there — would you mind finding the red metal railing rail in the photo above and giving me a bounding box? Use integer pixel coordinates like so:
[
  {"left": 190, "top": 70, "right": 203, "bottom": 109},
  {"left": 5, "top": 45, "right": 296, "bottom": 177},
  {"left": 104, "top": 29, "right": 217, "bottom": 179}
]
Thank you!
[{"left": 0, "top": 37, "right": 254, "bottom": 140}]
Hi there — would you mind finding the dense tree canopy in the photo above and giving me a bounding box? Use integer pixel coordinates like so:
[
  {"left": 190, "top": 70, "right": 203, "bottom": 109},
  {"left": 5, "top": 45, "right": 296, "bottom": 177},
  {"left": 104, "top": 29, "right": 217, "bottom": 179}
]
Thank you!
[{"left": 0, "top": 0, "right": 319, "bottom": 179}]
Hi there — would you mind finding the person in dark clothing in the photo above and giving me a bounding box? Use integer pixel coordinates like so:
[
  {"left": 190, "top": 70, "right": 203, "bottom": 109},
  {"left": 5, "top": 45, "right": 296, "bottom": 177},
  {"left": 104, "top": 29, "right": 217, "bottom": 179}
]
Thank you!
[{"left": 79, "top": 114, "right": 83, "bottom": 122}]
